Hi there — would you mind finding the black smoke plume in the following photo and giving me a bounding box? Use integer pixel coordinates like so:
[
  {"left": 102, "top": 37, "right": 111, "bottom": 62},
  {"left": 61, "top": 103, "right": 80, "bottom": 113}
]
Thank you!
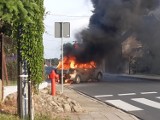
[{"left": 64, "top": 0, "right": 160, "bottom": 72}]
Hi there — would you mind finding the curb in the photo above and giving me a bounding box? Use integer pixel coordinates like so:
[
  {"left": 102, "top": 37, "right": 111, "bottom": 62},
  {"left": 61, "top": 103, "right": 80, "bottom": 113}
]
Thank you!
[{"left": 104, "top": 73, "right": 160, "bottom": 81}]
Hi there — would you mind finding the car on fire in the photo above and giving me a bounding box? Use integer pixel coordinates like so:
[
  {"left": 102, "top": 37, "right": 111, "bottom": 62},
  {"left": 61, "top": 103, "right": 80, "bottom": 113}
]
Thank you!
[
  {"left": 56, "top": 67, "right": 103, "bottom": 84},
  {"left": 56, "top": 41, "right": 103, "bottom": 83}
]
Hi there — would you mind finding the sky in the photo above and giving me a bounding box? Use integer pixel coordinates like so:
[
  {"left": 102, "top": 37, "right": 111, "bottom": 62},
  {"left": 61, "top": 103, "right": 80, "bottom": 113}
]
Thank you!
[{"left": 43, "top": 0, "right": 93, "bottom": 59}]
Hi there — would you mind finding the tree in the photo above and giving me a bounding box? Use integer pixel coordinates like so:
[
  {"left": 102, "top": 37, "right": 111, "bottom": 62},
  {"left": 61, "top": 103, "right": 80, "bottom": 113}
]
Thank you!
[
  {"left": 51, "top": 58, "right": 59, "bottom": 66},
  {"left": 0, "top": 0, "right": 45, "bottom": 88}
]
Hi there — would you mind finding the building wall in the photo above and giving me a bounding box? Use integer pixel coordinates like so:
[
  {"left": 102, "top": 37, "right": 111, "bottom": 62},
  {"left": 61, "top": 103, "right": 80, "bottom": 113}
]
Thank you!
[{"left": 104, "top": 45, "right": 123, "bottom": 73}]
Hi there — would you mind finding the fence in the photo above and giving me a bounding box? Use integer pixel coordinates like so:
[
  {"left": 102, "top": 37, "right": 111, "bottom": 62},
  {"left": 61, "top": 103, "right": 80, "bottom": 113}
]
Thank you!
[{"left": 2, "top": 34, "right": 18, "bottom": 86}]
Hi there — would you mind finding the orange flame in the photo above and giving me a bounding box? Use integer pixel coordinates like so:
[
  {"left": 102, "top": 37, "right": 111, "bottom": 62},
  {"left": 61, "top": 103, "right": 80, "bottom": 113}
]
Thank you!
[{"left": 57, "top": 56, "right": 96, "bottom": 70}]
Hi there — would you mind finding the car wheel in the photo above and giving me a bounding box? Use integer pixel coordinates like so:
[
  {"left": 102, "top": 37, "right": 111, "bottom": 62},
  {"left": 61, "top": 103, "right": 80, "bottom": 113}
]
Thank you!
[
  {"left": 96, "top": 72, "right": 103, "bottom": 82},
  {"left": 75, "top": 75, "right": 81, "bottom": 84}
]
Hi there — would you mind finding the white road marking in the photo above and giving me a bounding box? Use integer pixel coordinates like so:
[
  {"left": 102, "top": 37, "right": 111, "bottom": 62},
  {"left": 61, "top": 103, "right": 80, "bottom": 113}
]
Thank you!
[
  {"left": 106, "top": 99, "right": 143, "bottom": 111},
  {"left": 118, "top": 93, "right": 136, "bottom": 96},
  {"left": 156, "top": 97, "right": 160, "bottom": 99},
  {"left": 94, "top": 95, "right": 113, "bottom": 98},
  {"left": 140, "top": 91, "right": 157, "bottom": 95},
  {"left": 132, "top": 98, "right": 160, "bottom": 109}
]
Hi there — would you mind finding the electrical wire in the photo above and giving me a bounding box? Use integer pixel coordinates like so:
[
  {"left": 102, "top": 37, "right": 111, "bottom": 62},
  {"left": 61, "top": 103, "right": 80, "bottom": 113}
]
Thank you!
[{"left": 47, "top": 13, "right": 91, "bottom": 18}]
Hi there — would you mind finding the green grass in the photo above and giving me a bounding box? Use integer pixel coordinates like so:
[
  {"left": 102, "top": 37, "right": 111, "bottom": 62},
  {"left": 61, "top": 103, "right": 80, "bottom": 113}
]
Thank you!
[
  {"left": 34, "top": 115, "right": 71, "bottom": 120},
  {"left": 0, "top": 114, "right": 19, "bottom": 120},
  {"left": 0, "top": 114, "right": 71, "bottom": 120}
]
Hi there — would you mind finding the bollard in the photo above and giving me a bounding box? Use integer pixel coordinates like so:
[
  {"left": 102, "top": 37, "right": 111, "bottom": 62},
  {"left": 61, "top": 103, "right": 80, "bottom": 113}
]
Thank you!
[{"left": 49, "top": 70, "right": 56, "bottom": 96}]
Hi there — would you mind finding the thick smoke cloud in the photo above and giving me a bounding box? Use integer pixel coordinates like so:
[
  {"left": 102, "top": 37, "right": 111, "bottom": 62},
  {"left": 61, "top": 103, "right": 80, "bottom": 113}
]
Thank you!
[{"left": 64, "top": 0, "right": 160, "bottom": 72}]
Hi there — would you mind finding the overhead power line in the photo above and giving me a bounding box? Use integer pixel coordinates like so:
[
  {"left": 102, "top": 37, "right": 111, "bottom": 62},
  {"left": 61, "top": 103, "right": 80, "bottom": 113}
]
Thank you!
[{"left": 47, "top": 13, "right": 91, "bottom": 18}]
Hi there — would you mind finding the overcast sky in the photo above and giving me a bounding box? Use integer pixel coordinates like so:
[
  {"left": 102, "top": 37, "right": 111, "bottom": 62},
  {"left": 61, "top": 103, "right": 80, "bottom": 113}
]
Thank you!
[{"left": 43, "top": 0, "right": 93, "bottom": 59}]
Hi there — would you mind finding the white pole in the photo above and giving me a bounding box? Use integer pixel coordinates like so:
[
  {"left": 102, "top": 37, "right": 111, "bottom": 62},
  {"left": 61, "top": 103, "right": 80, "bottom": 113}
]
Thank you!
[{"left": 61, "top": 22, "right": 64, "bottom": 93}]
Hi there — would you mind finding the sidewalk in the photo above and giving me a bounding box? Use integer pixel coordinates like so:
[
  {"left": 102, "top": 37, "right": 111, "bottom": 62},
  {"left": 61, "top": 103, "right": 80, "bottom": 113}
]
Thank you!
[
  {"left": 120, "top": 74, "right": 160, "bottom": 81},
  {"left": 3, "top": 82, "right": 48, "bottom": 100},
  {"left": 56, "top": 84, "right": 140, "bottom": 120},
  {"left": 104, "top": 73, "right": 160, "bottom": 81}
]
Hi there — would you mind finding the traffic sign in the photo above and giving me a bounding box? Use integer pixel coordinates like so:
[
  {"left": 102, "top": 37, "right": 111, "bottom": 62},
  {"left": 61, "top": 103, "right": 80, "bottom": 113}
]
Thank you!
[{"left": 55, "top": 22, "right": 70, "bottom": 38}]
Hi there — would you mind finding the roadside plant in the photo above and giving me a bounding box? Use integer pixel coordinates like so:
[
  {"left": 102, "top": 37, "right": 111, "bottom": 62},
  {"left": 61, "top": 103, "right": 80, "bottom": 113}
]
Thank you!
[{"left": 0, "top": 0, "right": 45, "bottom": 90}]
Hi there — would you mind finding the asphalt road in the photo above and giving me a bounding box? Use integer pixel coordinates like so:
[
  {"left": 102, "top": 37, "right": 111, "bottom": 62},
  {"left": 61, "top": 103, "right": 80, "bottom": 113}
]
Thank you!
[{"left": 69, "top": 74, "right": 160, "bottom": 120}]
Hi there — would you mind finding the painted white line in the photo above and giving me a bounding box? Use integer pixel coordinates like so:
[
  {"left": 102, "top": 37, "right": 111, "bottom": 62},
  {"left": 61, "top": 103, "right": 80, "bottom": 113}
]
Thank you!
[
  {"left": 140, "top": 91, "right": 157, "bottom": 95},
  {"left": 95, "top": 95, "right": 113, "bottom": 98},
  {"left": 132, "top": 98, "right": 160, "bottom": 109},
  {"left": 118, "top": 93, "right": 136, "bottom": 96},
  {"left": 106, "top": 99, "right": 143, "bottom": 111},
  {"left": 156, "top": 97, "right": 160, "bottom": 99}
]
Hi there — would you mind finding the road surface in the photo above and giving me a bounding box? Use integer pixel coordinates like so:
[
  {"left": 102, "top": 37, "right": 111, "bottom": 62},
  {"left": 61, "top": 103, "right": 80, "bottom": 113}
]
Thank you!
[{"left": 69, "top": 74, "right": 160, "bottom": 120}]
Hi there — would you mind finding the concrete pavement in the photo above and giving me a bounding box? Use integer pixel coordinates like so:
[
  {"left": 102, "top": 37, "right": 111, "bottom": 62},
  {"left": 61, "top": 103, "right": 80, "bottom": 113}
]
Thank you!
[
  {"left": 120, "top": 74, "right": 160, "bottom": 81},
  {"left": 58, "top": 84, "right": 140, "bottom": 120},
  {"left": 104, "top": 73, "right": 160, "bottom": 81},
  {"left": 3, "top": 82, "right": 48, "bottom": 100}
]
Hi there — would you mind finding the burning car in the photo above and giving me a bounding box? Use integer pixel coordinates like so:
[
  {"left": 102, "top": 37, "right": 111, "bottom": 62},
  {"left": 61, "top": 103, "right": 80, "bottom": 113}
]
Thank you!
[{"left": 56, "top": 56, "right": 103, "bottom": 84}]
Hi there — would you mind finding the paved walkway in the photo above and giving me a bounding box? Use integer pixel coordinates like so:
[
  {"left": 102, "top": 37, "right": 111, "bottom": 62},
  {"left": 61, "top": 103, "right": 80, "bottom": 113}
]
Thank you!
[
  {"left": 104, "top": 73, "right": 160, "bottom": 81},
  {"left": 3, "top": 82, "right": 48, "bottom": 100},
  {"left": 57, "top": 84, "right": 140, "bottom": 120}
]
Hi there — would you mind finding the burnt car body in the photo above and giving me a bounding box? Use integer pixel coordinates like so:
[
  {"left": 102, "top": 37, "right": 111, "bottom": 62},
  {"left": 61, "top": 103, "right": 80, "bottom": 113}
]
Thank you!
[{"left": 56, "top": 68, "right": 103, "bottom": 84}]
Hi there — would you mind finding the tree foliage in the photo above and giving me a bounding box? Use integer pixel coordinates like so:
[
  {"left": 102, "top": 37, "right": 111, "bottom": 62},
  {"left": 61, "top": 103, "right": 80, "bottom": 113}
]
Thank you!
[
  {"left": 0, "top": 0, "right": 45, "bottom": 87},
  {"left": 45, "top": 58, "right": 59, "bottom": 66}
]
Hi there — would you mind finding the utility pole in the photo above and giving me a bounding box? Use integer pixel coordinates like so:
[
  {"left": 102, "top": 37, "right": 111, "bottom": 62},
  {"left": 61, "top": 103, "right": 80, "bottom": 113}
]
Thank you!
[
  {"left": 17, "top": 24, "right": 23, "bottom": 118},
  {"left": 17, "top": 0, "right": 32, "bottom": 118},
  {"left": 21, "top": 61, "right": 29, "bottom": 119},
  {"left": 17, "top": 24, "right": 31, "bottom": 119}
]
